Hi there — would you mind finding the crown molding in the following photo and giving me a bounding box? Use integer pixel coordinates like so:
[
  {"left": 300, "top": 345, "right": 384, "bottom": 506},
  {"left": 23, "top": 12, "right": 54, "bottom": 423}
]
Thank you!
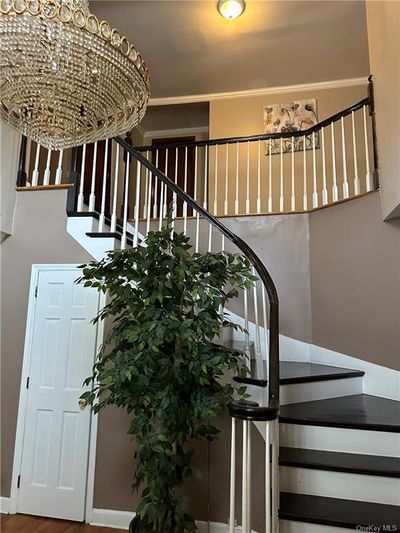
[{"left": 149, "top": 77, "right": 368, "bottom": 106}]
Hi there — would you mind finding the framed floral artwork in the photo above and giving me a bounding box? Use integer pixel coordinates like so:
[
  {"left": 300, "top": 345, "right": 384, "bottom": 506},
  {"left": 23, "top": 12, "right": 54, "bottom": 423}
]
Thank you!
[{"left": 263, "top": 99, "right": 319, "bottom": 155}]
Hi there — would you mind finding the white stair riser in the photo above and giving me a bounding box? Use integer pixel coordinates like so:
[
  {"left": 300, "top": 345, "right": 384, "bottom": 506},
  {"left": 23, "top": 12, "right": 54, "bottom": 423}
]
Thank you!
[
  {"left": 280, "top": 520, "right": 355, "bottom": 533},
  {"left": 280, "top": 466, "right": 400, "bottom": 505},
  {"left": 67, "top": 216, "right": 120, "bottom": 260},
  {"left": 280, "top": 376, "right": 363, "bottom": 404},
  {"left": 246, "top": 376, "right": 363, "bottom": 408},
  {"left": 280, "top": 424, "right": 400, "bottom": 457}
]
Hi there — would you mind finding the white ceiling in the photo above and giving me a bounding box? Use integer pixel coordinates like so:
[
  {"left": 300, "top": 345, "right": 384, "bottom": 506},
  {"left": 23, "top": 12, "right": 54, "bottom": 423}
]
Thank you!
[{"left": 91, "top": 0, "right": 370, "bottom": 100}]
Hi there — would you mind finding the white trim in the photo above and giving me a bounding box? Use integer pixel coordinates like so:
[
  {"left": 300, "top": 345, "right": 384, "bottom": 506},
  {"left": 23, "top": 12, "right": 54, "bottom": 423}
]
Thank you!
[
  {"left": 280, "top": 520, "right": 355, "bottom": 533},
  {"left": 90, "top": 511, "right": 257, "bottom": 532},
  {"left": 143, "top": 126, "right": 209, "bottom": 139},
  {"left": 0, "top": 497, "right": 11, "bottom": 514},
  {"left": 149, "top": 77, "right": 368, "bottom": 106},
  {"left": 310, "top": 344, "right": 400, "bottom": 401},
  {"left": 10, "top": 265, "right": 103, "bottom": 520}
]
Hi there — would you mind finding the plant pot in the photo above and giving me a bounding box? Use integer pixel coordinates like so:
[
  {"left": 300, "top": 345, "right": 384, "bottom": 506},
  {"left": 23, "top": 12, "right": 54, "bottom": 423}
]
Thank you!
[{"left": 129, "top": 516, "right": 155, "bottom": 533}]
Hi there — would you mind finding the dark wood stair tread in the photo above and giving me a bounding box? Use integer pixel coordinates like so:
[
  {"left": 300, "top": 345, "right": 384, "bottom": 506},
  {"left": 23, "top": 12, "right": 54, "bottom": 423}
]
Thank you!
[
  {"left": 280, "top": 394, "right": 400, "bottom": 432},
  {"left": 235, "top": 361, "right": 364, "bottom": 388},
  {"left": 280, "top": 492, "right": 400, "bottom": 529},
  {"left": 280, "top": 447, "right": 400, "bottom": 477}
]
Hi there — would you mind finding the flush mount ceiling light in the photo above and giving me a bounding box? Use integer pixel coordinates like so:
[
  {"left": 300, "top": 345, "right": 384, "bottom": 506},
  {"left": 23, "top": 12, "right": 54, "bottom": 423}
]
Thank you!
[
  {"left": 217, "top": 0, "right": 245, "bottom": 20},
  {"left": 0, "top": 0, "right": 150, "bottom": 150}
]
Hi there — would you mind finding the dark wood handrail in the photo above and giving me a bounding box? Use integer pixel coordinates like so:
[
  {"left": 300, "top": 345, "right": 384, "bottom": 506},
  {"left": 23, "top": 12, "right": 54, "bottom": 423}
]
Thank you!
[
  {"left": 115, "top": 135, "right": 280, "bottom": 413},
  {"left": 136, "top": 97, "right": 370, "bottom": 152}
]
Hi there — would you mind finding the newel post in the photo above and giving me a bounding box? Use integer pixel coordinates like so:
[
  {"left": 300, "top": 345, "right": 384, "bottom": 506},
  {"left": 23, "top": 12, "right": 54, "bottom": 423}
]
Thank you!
[{"left": 368, "top": 75, "right": 380, "bottom": 190}]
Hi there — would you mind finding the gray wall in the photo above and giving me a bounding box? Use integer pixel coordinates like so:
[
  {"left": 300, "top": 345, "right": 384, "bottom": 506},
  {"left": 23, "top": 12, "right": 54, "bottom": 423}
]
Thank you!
[
  {"left": 310, "top": 192, "right": 400, "bottom": 370},
  {"left": 0, "top": 190, "right": 93, "bottom": 496}
]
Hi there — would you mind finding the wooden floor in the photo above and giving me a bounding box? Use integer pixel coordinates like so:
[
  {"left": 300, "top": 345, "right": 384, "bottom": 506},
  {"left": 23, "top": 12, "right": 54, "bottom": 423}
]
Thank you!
[{"left": 1, "top": 514, "right": 127, "bottom": 532}]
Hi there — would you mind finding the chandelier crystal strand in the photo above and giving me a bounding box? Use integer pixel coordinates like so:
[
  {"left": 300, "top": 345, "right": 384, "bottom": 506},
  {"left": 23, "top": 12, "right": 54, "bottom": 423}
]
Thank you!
[{"left": 0, "top": 0, "right": 150, "bottom": 150}]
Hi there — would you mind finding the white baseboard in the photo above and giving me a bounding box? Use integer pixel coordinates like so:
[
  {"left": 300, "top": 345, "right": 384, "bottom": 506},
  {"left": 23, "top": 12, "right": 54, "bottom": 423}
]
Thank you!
[
  {"left": 280, "top": 520, "right": 354, "bottom": 533},
  {"left": 91, "top": 511, "right": 257, "bottom": 532},
  {"left": 310, "top": 344, "right": 400, "bottom": 401},
  {"left": 0, "top": 496, "right": 10, "bottom": 514}
]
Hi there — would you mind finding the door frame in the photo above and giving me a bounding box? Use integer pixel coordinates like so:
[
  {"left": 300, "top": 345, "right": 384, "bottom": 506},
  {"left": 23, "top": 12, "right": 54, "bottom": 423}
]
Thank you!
[{"left": 9, "top": 264, "right": 105, "bottom": 523}]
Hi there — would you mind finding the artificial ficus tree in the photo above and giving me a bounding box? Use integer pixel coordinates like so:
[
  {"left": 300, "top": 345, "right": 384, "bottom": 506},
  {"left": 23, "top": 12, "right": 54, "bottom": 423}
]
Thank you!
[{"left": 78, "top": 223, "right": 255, "bottom": 532}]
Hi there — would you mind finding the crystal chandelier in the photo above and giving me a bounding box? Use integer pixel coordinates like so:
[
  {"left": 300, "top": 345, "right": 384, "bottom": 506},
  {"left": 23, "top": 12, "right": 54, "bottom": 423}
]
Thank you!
[{"left": 0, "top": 0, "right": 150, "bottom": 150}]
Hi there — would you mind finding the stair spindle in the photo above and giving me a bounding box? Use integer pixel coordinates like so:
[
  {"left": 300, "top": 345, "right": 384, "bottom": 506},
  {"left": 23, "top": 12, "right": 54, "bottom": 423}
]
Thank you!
[
  {"left": 235, "top": 142, "right": 240, "bottom": 215},
  {"left": 203, "top": 146, "right": 209, "bottom": 210},
  {"left": 77, "top": 144, "right": 87, "bottom": 212},
  {"left": 265, "top": 421, "right": 271, "bottom": 533},
  {"left": 291, "top": 136, "right": 295, "bottom": 212},
  {"left": 98, "top": 138, "right": 109, "bottom": 232},
  {"left": 351, "top": 111, "right": 360, "bottom": 196},
  {"left": 43, "top": 149, "right": 52, "bottom": 186},
  {"left": 159, "top": 149, "right": 167, "bottom": 230},
  {"left": 214, "top": 145, "right": 219, "bottom": 216},
  {"left": 153, "top": 150, "right": 159, "bottom": 219},
  {"left": 331, "top": 123, "right": 338, "bottom": 202},
  {"left": 279, "top": 138, "right": 284, "bottom": 212},
  {"left": 247, "top": 423, "right": 252, "bottom": 533},
  {"left": 229, "top": 417, "right": 236, "bottom": 533},
  {"left": 146, "top": 151, "right": 153, "bottom": 236},
  {"left": 121, "top": 151, "right": 130, "bottom": 250},
  {"left": 268, "top": 139, "right": 273, "bottom": 213},
  {"left": 257, "top": 139, "right": 262, "bottom": 213},
  {"left": 242, "top": 420, "right": 249, "bottom": 533},
  {"left": 194, "top": 147, "right": 200, "bottom": 254},
  {"left": 363, "top": 105, "right": 373, "bottom": 191},
  {"left": 303, "top": 135, "right": 308, "bottom": 211},
  {"left": 133, "top": 160, "right": 141, "bottom": 247},
  {"left": 31, "top": 143, "right": 40, "bottom": 186},
  {"left": 271, "top": 420, "right": 280, "bottom": 533},
  {"left": 321, "top": 127, "right": 328, "bottom": 205},
  {"left": 341, "top": 117, "right": 349, "bottom": 199},
  {"left": 163, "top": 148, "right": 169, "bottom": 218},
  {"left": 55, "top": 150, "right": 63, "bottom": 185},
  {"left": 252, "top": 270, "right": 263, "bottom": 378},
  {"left": 89, "top": 142, "right": 98, "bottom": 211},
  {"left": 183, "top": 147, "right": 188, "bottom": 235},
  {"left": 142, "top": 150, "right": 150, "bottom": 218},
  {"left": 171, "top": 148, "right": 178, "bottom": 232},
  {"left": 312, "top": 132, "right": 318, "bottom": 208},
  {"left": 110, "top": 142, "right": 119, "bottom": 232}
]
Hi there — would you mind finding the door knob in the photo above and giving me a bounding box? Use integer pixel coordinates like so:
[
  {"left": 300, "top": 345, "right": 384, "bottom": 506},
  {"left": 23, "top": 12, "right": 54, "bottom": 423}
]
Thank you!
[{"left": 79, "top": 398, "right": 88, "bottom": 409}]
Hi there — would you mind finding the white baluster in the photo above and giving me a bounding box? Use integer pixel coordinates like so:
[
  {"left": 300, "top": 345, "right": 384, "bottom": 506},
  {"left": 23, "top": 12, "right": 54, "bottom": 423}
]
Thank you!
[
  {"left": 262, "top": 287, "right": 269, "bottom": 378},
  {"left": 268, "top": 139, "right": 273, "bottom": 213},
  {"left": 98, "top": 139, "right": 109, "bottom": 232},
  {"left": 321, "top": 127, "right": 328, "bottom": 205},
  {"left": 352, "top": 111, "right": 360, "bottom": 196},
  {"left": 257, "top": 139, "right": 262, "bottom": 213},
  {"left": 31, "top": 143, "right": 40, "bottom": 186},
  {"left": 242, "top": 420, "right": 248, "bottom": 533},
  {"left": 183, "top": 147, "right": 188, "bottom": 235},
  {"left": 303, "top": 135, "right": 308, "bottom": 211},
  {"left": 77, "top": 144, "right": 87, "bottom": 212},
  {"left": 208, "top": 222, "right": 213, "bottom": 253},
  {"left": 331, "top": 123, "right": 338, "bottom": 202},
  {"left": 229, "top": 417, "right": 236, "bottom": 533},
  {"left": 153, "top": 150, "right": 159, "bottom": 218},
  {"left": 244, "top": 288, "right": 250, "bottom": 357},
  {"left": 291, "top": 136, "right": 295, "bottom": 212},
  {"left": 143, "top": 150, "right": 150, "bottom": 218},
  {"left": 162, "top": 148, "right": 168, "bottom": 218},
  {"left": 271, "top": 420, "right": 279, "bottom": 533},
  {"left": 341, "top": 117, "right": 349, "bottom": 199},
  {"left": 235, "top": 142, "right": 240, "bottom": 215},
  {"left": 224, "top": 143, "right": 229, "bottom": 215},
  {"left": 133, "top": 161, "right": 141, "bottom": 248},
  {"left": 55, "top": 150, "right": 63, "bottom": 185},
  {"left": 110, "top": 143, "right": 119, "bottom": 232},
  {"left": 194, "top": 147, "right": 200, "bottom": 253},
  {"left": 43, "top": 149, "right": 52, "bottom": 185},
  {"left": 265, "top": 421, "right": 271, "bottom": 533},
  {"left": 146, "top": 154, "right": 153, "bottom": 237},
  {"left": 214, "top": 145, "right": 219, "bottom": 215},
  {"left": 279, "top": 138, "right": 284, "bottom": 212},
  {"left": 159, "top": 150, "right": 167, "bottom": 230},
  {"left": 246, "top": 141, "right": 250, "bottom": 214},
  {"left": 252, "top": 270, "right": 262, "bottom": 379},
  {"left": 363, "top": 105, "right": 373, "bottom": 191},
  {"left": 89, "top": 141, "right": 98, "bottom": 211},
  {"left": 312, "top": 132, "right": 318, "bottom": 208},
  {"left": 121, "top": 151, "right": 130, "bottom": 250},
  {"left": 24, "top": 138, "right": 32, "bottom": 185},
  {"left": 203, "top": 146, "right": 209, "bottom": 210},
  {"left": 171, "top": 148, "right": 178, "bottom": 232}
]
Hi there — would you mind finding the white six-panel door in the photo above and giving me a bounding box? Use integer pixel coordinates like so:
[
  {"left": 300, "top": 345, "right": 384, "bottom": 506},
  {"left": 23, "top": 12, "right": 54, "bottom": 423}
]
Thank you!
[{"left": 17, "top": 267, "right": 100, "bottom": 521}]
